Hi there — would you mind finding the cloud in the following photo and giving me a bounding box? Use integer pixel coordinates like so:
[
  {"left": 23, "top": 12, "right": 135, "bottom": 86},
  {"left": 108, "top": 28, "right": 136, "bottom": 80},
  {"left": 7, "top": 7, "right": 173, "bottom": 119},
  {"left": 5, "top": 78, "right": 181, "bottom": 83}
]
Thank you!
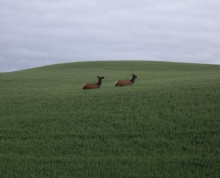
[{"left": 0, "top": 0, "right": 220, "bottom": 72}]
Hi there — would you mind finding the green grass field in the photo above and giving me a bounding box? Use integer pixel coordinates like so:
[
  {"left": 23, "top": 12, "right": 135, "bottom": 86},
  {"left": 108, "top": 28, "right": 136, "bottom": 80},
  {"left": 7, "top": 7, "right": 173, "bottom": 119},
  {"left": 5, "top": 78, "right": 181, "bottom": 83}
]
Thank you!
[{"left": 0, "top": 61, "right": 220, "bottom": 177}]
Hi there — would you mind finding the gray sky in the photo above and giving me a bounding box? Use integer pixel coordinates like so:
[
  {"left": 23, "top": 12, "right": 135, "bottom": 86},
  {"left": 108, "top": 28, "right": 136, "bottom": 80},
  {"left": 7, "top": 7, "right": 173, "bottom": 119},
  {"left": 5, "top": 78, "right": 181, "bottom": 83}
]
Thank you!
[{"left": 1, "top": 0, "right": 220, "bottom": 72}]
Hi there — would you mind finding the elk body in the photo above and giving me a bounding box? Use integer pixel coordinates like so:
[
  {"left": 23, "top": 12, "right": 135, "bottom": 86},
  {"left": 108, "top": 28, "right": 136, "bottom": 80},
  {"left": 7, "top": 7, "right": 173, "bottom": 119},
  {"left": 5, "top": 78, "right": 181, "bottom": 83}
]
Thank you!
[
  {"left": 115, "top": 74, "right": 137, "bottom": 87},
  {"left": 83, "top": 76, "right": 105, "bottom": 89}
]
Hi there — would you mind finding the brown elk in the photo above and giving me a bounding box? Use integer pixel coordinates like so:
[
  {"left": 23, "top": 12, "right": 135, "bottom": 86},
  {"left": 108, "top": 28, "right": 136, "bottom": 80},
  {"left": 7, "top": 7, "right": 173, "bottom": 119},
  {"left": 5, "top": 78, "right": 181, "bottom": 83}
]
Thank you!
[
  {"left": 115, "top": 74, "right": 137, "bottom": 86},
  {"left": 83, "top": 76, "right": 105, "bottom": 90}
]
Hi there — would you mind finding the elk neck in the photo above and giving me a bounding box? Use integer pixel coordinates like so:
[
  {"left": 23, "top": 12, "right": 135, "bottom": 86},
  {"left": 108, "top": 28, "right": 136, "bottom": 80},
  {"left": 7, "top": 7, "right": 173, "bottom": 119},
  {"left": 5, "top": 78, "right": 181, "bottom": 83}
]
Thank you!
[
  {"left": 97, "top": 78, "right": 102, "bottom": 86},
  {"left": 130, "top": 76, "right": 136, "bottom": 83}
]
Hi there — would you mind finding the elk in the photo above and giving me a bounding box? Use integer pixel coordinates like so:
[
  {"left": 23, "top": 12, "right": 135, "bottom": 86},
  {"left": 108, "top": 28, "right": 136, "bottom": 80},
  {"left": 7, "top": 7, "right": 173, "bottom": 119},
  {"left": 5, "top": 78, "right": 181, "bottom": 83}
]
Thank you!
[
  {"left": 83, "top": 76, "right": 105, "bottom": 90},
  {"left": 115, "top": 74, "right": 137, "bottom": 86}
]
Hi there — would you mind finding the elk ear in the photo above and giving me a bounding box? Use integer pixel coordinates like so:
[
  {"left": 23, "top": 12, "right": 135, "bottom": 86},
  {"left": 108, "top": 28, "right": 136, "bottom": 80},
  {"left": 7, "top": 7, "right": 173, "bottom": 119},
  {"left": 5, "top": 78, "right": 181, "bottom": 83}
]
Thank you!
[{"left": 97, "top": 76, "right": 99, "bottom": 78}]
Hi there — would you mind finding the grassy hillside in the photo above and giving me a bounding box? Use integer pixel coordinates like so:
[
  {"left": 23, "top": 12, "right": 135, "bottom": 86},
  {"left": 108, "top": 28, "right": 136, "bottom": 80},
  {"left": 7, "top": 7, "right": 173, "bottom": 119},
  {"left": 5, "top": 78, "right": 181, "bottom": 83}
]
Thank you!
[{"left": 0, "top": 61, "right": 220, "bottom": 177}]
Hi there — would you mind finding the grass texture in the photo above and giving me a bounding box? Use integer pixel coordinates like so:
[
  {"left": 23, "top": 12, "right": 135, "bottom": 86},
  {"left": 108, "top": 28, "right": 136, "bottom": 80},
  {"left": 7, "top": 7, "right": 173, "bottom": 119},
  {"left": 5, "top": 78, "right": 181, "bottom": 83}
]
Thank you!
[{"left": 0, "top": 61, "right": 220, "bottom": 177}]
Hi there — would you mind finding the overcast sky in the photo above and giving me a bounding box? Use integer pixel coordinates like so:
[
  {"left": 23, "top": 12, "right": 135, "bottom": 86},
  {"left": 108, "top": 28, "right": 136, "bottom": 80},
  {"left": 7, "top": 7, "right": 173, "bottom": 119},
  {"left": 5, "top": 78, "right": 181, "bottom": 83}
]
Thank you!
[{"left": 1, "top": 0, "right": 220, "bottom": 72}]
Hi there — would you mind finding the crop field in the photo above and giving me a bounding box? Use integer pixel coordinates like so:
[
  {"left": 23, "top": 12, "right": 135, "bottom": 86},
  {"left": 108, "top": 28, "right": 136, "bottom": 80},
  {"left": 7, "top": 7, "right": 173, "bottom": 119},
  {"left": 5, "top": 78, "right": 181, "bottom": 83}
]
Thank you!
[{"left": 0, "top": 61, "right": 220, "bottom": 177}]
